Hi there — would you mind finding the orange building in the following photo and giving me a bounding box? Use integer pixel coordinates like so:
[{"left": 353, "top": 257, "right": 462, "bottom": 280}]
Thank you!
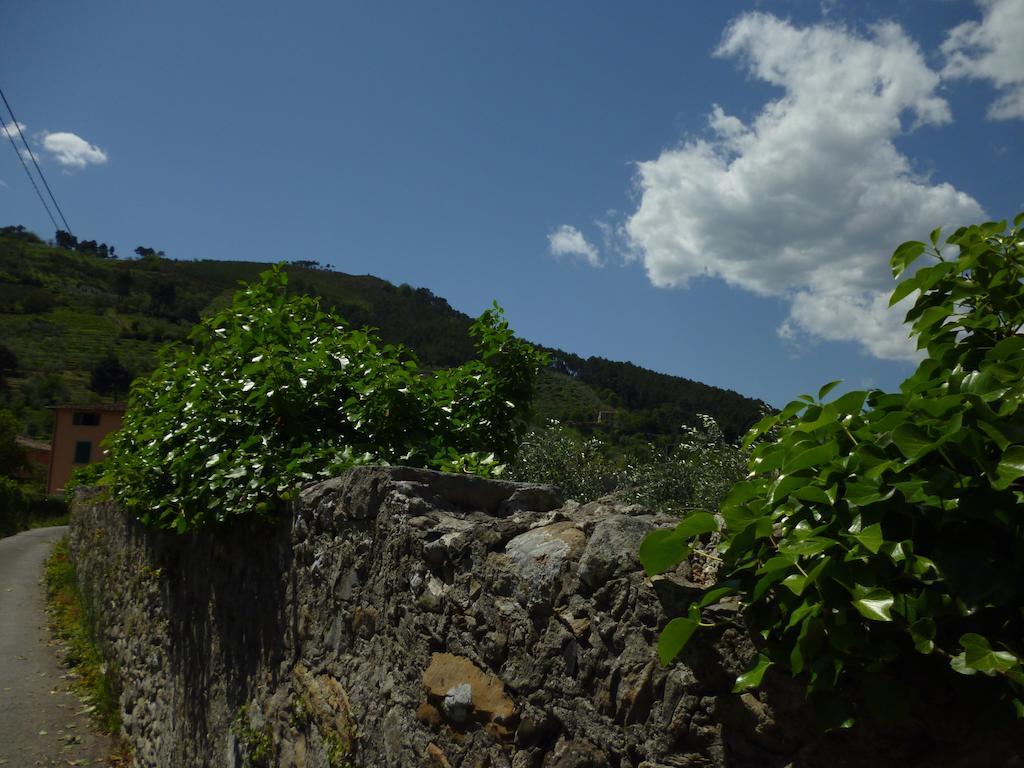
[{"left": 47, "top": 404, "right": 125, "bottom": 494}]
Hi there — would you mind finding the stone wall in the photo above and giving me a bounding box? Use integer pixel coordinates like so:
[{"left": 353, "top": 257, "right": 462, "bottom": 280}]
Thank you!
[{"left": 69, "top": 467, "right": 1022, "bottom": 767}]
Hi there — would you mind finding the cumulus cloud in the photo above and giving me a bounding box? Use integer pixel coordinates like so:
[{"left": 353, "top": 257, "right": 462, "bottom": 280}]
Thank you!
[
  {"left": 941, "top": 0, "right": 1024, "bottom": 120},
  {"left": 549, "top": 224, "right": 602, "bottom": 267},
  {"left": 41, "top": 131, "right": 108, "bottom": 168},
  {"left": 624, "top": 13, "right": 984, "bottom": 360}
]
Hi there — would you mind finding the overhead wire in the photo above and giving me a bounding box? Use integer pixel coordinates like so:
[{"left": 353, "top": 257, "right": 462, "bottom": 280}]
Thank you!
[
  {"left": 1, "top": 111, "right": 59, "bottom": 232},
  {"left": 0, "top": 85, "right": 72, "bottom": 235}
]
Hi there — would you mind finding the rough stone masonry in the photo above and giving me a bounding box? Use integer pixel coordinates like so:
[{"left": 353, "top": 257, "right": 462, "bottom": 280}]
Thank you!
[{"left": 69, "top": 467, "right": 1023, "bottom": 767}]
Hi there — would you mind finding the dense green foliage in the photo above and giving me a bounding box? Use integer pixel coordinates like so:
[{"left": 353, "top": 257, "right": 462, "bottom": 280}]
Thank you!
[
  {"left": 508, "top": 422, "right": 619, "bottom": 502},
  {"left": 0, "top": 476, "right": 30, "bottom": 537},
  {"left": 508, "top": 415, "right": 748, "bottom": 514},
  {"left": 101, "top": 267, "right": 547, "bottom": 532},
  {"left": 617, "top": 415, "right": 750, "bottom": 514},
  {"left": 0, "top": 408, "right": 29, "bottom": 536},
  {"left": 0, "top": 228, "right": 765, "bottom": 444},
  {"left": 0, "top": 341, "right": 17, "bottom": 393},
  {"left": 0, "top": 407, "right": 26, "bottom": 476},
  {"left": 89, "top": 351, "right": 134, "bottom": 396},
  {"left": 641, "top": 215, "right": 1024, "bottom": 720}
]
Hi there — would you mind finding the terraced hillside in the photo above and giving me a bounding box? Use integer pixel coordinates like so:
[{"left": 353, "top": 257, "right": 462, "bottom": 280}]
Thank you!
[{"left": 0, "top": 228, "right": 766, "bottom": 442}]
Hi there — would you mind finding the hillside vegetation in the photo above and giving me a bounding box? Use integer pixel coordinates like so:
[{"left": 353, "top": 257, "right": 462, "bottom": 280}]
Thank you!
[{"left": 0, "top": 227, "right": 765, "bottom": 443}]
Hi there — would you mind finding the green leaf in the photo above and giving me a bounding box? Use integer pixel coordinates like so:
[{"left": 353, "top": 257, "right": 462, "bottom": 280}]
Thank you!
[
  {"left": 779, "top": 537, "right": 834, "bottom": 558},
  {"left": 782, "top": 573, "right": 808, "bottom": 595},
  {"left": 930, "top": 226, "right": 941, "bottom": 247},
  {"left": 744, "top": 413, "right": 779, "bottom": 446},
  {"left": 757, "top": 554, "right": 797, "bottom": 575},
  {"left": 778, "top": 398, "right": 810, "bottom": 423},
  {"left": 639, "top": 529, "right": 691, "bottom": 577},
  {"left": 851, "top": 587, "right": 894, "bottom": 621},
  {"left": 783, "top": 442, "right": 838, "bottom": 474},
  {"left": 978, "top": 421, "right": 1010, "bottom": 451},
  {"left": 675, "top": 511, "right": 720, "bottom": 539},
  {"left": 849, "top": 523, "right": 884, "bottom": 554},
  {"left": 639, "top": 513, "right": 717, "bottom": 576},
  {"left": 657, "top": 614, "right": 699, "bottom": 666},
  {"left": 721, "top": 480, "right": 762, "bottom": 509},
  {"left": 960, "top": 633, "right": 1020, "bottom": 674},
  {"left": 915, "top": 304, "right": 952, "bottom": 331},
  {"left": 733, "top": 653, "right": 772, "bottom": 692},
  {"left": 891, "top": 423, "right": 934, "bottom": 460},
  {"left": 889, "top": 277, "right": 919, "bottom": 307},
  {"left": 818, "top": 380, "right": 841, "bottom": 401},
  {"left": 950, "top": 652, "right": 976, "bottom": 676},
  {"left": 698, "top": 583, "right": 739, "bottom": 608},
  {"left": 989, "top": 336, "right": 1024, "bottom": 362},
  {"left": 909, "top": 618, "right": 935, "bottom": 654},
  {"left": 830, "top": 389, "right": 868, "bottom": 415},
  {"left": 752, "top": 569, "right": 789, "bottom": 601},
  {"left": 786, "top": 600, "right": 819, "bottom": 629},
  {"left": 993, "top": 446, "right": 1024, "bottom": 490},
  {"left": 890, "top": 240, "right": 926, "bottom": 276},
  {"left": 768, "top": 474, "right": 810, "bottom": 505},
  {"left": 962, "top": 370, "right": 999, "bottom": 398}
]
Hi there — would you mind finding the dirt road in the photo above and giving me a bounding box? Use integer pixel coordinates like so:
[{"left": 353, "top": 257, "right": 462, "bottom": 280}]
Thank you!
[{"left": 0, "top": 526, "right": 115, "bottom": 766}]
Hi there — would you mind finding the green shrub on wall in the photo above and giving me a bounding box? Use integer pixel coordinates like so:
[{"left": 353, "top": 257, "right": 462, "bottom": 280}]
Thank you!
[
  {"left": 101, "top": 266, "right": 547, "bottom": 532},
  {"left": 508, "top": 415, "right": 747, "bottom": 514},
  {"left": 641, "top": 214, "right": 1024, "bottom": 719}
]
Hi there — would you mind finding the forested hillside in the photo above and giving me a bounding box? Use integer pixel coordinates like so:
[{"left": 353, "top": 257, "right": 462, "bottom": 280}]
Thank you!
[{"left": 0, "top": 227, "right": 766, "bottom": 442}]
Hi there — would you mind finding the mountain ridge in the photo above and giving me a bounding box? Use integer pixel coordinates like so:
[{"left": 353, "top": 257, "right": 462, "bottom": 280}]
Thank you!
[{"left": 0, "top": 227, "right": 767, "bottom": 443}]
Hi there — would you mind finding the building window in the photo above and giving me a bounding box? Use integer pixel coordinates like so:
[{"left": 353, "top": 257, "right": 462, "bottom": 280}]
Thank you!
[
  {"left": 74, "top": 440, "right": 92, "bottom": 464},
  {"left": 73, "top": 412, "right": 101, "bottom": 426}
]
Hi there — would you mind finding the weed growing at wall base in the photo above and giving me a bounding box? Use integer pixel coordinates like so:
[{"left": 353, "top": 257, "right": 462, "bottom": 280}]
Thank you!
[
  {"left": 641, "top": 214, "right": 1024, "bottom": 722},
  {"left": 44, "top": 539, "right": 122, "bottom": 735}
]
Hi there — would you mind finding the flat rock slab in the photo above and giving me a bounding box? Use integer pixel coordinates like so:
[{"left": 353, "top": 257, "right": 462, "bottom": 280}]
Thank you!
[
  {"left": 422, "top": 652, "right": 516, "bottom": 723},
  {"left": 0, "top": 526, "right": 114, "bottom": 767}
]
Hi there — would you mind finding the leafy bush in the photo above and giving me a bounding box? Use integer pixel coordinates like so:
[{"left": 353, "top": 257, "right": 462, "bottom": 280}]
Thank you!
[
  {"left": 508, "top": 421, "right": 617, "bottom": 502},
  {"left": 641, "top": 215, "right": 1024, "bottom": 718},
  {"left": 617, "top": 414, "right": 749, "bottom": 515},
  {"left": 509, "top": 414, "right": 747, "bottom": 514},
  {"left": 0, "top": 476, "right": 29, "bottom": 537},
  {"left": 102, "top": 266, "right": 547, "bottom": 532},
  {"left": 0, "top": 407, "right": 27, "bottom": 476}
]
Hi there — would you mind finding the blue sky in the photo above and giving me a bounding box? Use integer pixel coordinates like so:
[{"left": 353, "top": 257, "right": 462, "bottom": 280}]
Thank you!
[{"left": 2, "top": 1, "right": 1022, "bottom": 406}]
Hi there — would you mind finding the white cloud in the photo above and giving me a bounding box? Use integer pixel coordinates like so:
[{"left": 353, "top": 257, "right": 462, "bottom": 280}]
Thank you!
[
  {"left": 623, "top": 13, "right": 984, "bottom": 361},
  {"left": 780, "top": 289, "right": 919, "bottom": 361},
  {"left": 549, "top": 224, "right": 602, "bottom": 267},
  {"left": 1, "top": 121, "right": 26, "bottom": 138},
  {"left": 40, "top": 131, "right": 108, "bottom": 168},
  {"left": 941, "top": 0, "right": 1024, "bottom": 120}
]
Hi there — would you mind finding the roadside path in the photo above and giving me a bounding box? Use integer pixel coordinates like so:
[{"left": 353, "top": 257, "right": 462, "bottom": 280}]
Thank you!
[{"left": 0, "top": 526, "right": 115, "bottom": 767}]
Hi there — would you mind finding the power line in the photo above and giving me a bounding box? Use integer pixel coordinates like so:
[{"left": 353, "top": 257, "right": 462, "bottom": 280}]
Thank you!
[
  {"left": 0, "top": 112, "right": 59, "bottom": 232},
  {"left": 0, "top": 85, "right": 72, "bottom": 235}
]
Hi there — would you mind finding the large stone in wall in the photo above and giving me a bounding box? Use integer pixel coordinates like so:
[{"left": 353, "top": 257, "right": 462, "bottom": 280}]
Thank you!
[{"left": 69, "top": 467, "right": 1024, "bottom": 767}]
